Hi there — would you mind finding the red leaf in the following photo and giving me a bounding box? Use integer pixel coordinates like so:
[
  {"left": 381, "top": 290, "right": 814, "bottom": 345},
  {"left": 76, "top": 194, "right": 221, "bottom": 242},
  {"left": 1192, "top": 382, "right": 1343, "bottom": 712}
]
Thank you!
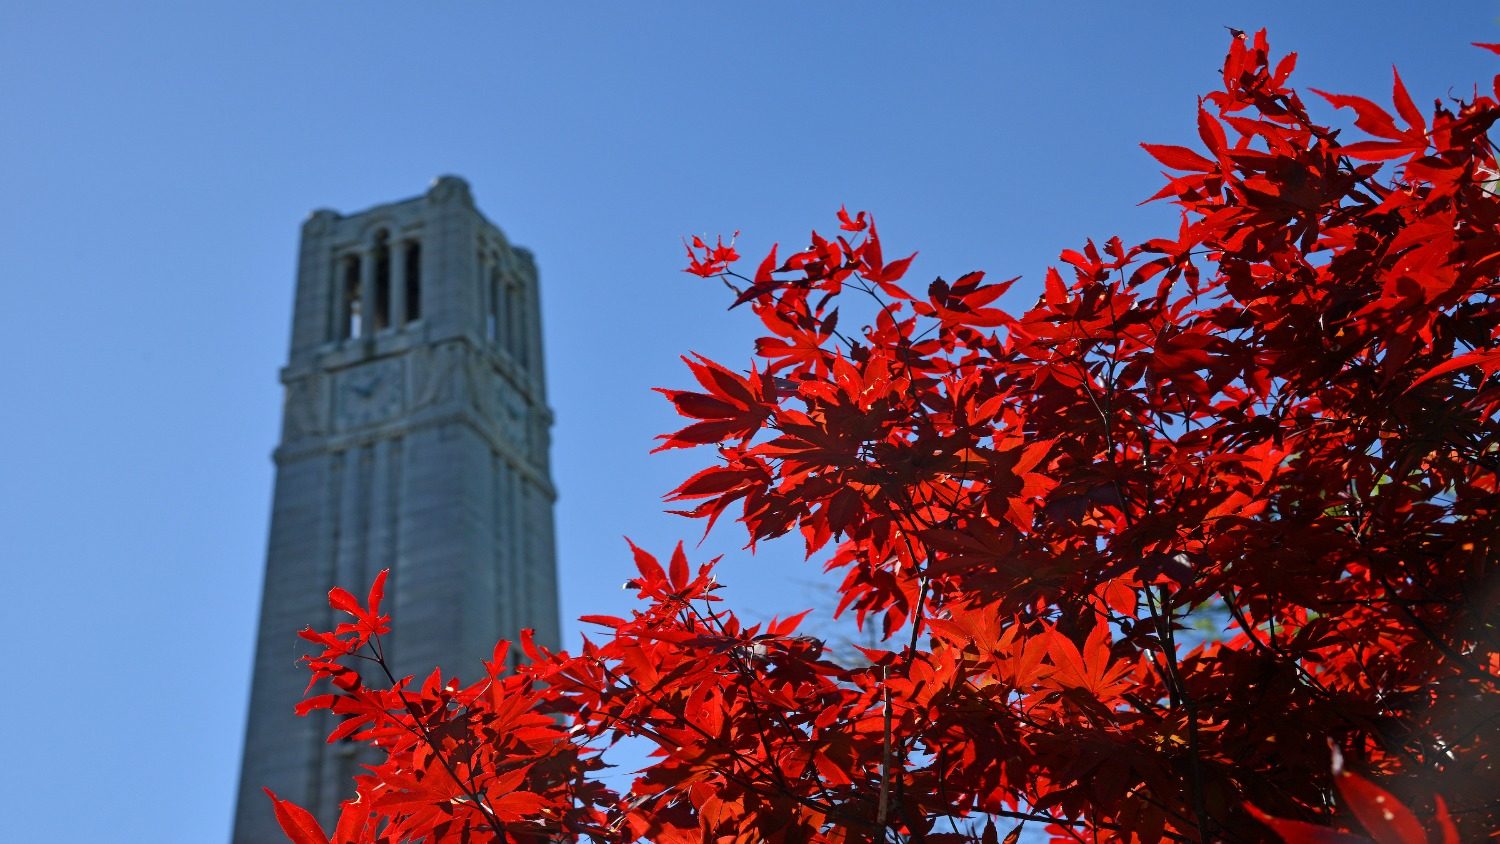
[
  {"left": 264, "top": 788, "right": 331, "bottom": 844},
  {"left": 654, "top": 417, "right": 756, "bottom": 450},
  {"left": 668, "top": 541, "right": 690, "bottom": 590},
  {"left": 331, "top": 793, "right": 371, "bottom": 844},
  {"left": 868, "top": 251, "right": 917, "bottom": 284},
  {"left": 626, "top": 539, "right": 667, "bottom": 589},
  {"left": 755, "top": 244, "right": 779, "bottom": 284},
  {"left": 1142, "top": 143, "right": 1218, "bottom": 172},
  {"left": 1246, "top": 802, "right": 1369, "bottom": 843},
  {"left": 327, "top": 587, "right": 360, "bottom": 617},
  {"left": 1432, "top": 796, "right": 1459, "bottom": 844},
  {"left": 670, "top": 465, "right": 754, "bottom": 498},
  {"left": 1390, "top": 67, "right": 1425, "bottom": 134},
  {"left": 1407, "top": 348, "right": 1500, "bottom": 389},
  {"left": 769, "top": 608, "right": 812, "bottom": 636},
  {"left": 660, "top": 389, "right": 745, "bottom": 420},
  {"left": 365, "top": 569, "right": 387, "bottom": 618},
  {"left": 1272, "top": 50, "right": 1298, "bottom": 86},
  {"left": 685, "top": 353, "right": 758, "bottom": 407},
  {"left": 1197, "top": 105, "right": 1229, "bottom": 157},
  {"left": 491, "top": 789, "right": 550, "bottom": 821},
  {"left": 683, "top": 232, "right": 740, "bottom": 277},
  {"left": 1339, "top": 140, "right": 1420, "bottom": 161},
  {"left": 1334, "top": 769, "right": 1427, "bottom": 844},
  {"left": 836, "top": 205, "right": 868, "bottom": 232},
  {"left": 1313, "top": 88, "right": 1402, "bottom": 139}
]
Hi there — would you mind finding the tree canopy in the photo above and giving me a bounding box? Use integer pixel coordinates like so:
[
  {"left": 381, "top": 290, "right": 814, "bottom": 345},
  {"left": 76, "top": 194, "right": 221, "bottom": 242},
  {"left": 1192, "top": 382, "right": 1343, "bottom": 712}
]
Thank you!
[{"left": 269, "top": 30, "right": 1499, "bottom": 843}]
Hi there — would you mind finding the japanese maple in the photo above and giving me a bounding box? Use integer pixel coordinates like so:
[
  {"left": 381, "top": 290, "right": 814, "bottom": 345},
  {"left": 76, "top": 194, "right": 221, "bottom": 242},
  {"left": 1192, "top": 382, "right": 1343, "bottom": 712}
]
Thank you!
[{"left": 270, "top": 30, "right": 1499, "bottom": 843}]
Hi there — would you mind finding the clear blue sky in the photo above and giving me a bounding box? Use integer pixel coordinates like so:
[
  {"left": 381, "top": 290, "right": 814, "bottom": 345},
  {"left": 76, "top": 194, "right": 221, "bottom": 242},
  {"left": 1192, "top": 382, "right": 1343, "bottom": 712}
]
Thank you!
[{"left": 2, "top": 3, "right": 1495, "bottom": 840}]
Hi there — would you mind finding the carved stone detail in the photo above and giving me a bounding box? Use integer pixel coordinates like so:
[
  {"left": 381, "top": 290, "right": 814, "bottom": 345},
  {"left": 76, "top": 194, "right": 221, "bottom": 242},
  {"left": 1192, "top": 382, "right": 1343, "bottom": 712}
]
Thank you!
[
  {"left": 283, "top": 376, "right": 327, "bottom": 440},
  {"left": 334, "top": 358, "right": 406, "bottom": 431},
  {"left": 410, "top": 343, "right": 466, "bottom": 410},
  {"left": 469, "top": 365, "right": 529, "bottom": 447}
]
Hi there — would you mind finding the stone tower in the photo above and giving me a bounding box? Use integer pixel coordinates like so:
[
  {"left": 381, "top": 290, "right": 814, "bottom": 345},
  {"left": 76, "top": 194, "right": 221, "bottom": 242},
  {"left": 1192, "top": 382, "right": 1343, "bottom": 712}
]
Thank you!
[{"left": 233, "top": 177, "right": 560, "bottom": 842}]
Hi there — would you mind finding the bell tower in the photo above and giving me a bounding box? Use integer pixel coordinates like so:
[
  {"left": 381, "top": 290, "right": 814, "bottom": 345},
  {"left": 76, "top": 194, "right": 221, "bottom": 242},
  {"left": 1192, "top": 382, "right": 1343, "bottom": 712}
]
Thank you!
[{"left": 233, "top": 177, "right": 560, "bottom": 841}]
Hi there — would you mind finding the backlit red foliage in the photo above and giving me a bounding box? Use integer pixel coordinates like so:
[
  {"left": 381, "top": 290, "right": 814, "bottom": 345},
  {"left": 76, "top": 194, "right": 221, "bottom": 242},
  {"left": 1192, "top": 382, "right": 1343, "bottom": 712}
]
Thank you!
[{"left": 271, "top": 31, "right": 1499, "bottom": 843}]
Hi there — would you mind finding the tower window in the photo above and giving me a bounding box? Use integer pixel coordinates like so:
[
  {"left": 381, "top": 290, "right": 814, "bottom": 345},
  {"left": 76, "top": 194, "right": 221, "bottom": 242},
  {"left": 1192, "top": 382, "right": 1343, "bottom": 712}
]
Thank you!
[
  {"left": 403, "top": 241, "right": 422, "bottom": 323},
  {"left": 372, "top": 232, "right": 391, "bottom": 332},
  {"left": 339, "top": 254, "right": 362, "bottom": 340}
]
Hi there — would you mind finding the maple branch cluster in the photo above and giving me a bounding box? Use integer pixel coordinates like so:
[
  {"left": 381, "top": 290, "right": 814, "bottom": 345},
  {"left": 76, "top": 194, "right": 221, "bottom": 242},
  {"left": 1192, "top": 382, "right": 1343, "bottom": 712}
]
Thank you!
[{"left": 272, "top": 31, "right": 1499, "bottom": 844}]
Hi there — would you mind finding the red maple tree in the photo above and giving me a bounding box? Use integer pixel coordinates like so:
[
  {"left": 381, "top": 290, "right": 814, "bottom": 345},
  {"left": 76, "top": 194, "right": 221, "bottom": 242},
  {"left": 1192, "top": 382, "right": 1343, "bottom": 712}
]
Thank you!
[{"left": 267, "top": 30, "right": 1500, "bottom": 843}]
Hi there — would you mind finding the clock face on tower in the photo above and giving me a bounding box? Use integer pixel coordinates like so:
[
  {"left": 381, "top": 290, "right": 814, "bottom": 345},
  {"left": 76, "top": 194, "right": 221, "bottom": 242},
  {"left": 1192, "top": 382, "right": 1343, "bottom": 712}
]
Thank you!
[{"left": 336, "top": 358, "right": 405, "bottom": 430}]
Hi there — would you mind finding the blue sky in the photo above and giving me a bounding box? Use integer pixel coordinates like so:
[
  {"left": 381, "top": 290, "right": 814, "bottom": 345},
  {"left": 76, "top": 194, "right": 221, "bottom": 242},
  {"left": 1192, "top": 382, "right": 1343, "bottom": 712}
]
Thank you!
[{"left": 2, "top": 3, "right": 1496, "bottom": 841}]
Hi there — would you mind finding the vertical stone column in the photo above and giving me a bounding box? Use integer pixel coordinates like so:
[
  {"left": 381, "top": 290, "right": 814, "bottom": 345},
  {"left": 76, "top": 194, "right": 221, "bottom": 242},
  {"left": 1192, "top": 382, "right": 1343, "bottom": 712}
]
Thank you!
[
  {"left": 359, "top": 247, "right": 376, "bottom": 338},
  {"left": 506, "top": 278, "right": 522, "bottom": 362},
  {"left": 290, "top": 210, "right": 340, "bottom": 359},
  {"left": 421, "top": 175, "right": 480, "bottom": 345},
  {"left": 478, "top": 252, "right": 491, "bottom": 341},
  {"left": 331, "top": 254, "right": 347, "bottom": 342},
  {"left": 495, "top": 265, "right": 507, "bottom": 347}
]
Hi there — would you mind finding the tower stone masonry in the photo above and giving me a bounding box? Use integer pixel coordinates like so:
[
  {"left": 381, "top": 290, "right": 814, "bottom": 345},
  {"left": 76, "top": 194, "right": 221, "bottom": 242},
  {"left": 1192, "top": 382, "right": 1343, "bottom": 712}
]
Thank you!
[{"left": 233, "top": 177, "right": 560, "bottom": 842}]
